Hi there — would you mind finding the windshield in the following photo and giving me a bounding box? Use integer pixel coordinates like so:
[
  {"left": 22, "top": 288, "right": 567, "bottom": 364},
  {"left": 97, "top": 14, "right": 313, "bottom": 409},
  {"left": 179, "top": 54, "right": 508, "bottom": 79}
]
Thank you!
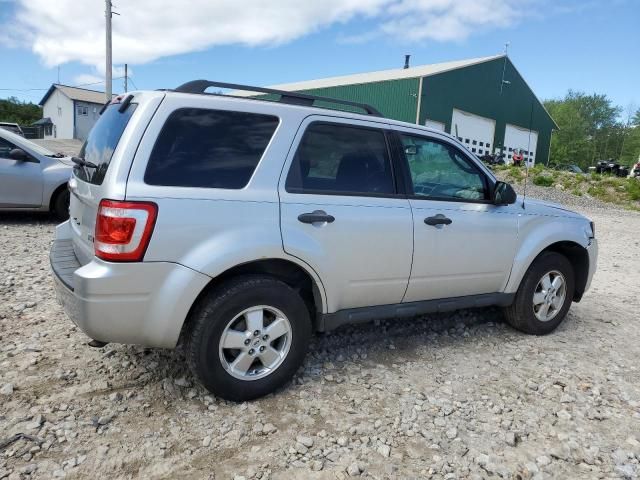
[
  {"left": 74, "top": 103, "right": 137, "bottom": 185},
  {"left": 0, "top": 127, "right": 57, "bottom": 156}
]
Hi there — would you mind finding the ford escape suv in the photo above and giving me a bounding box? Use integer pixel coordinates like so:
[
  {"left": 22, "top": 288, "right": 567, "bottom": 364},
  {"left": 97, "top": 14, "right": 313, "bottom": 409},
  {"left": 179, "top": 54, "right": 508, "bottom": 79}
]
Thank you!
[{"left": 50, "top": 81, "right": 597, "bottom": 401}]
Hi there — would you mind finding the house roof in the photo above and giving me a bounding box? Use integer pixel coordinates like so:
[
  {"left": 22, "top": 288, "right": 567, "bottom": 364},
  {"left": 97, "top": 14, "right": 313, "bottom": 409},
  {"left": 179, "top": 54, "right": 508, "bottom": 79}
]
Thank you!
[
  {"left": 39, "top": 84, "right": 114, "bottom": 106},
  {"left": 32, "top": 117, "right": 53, "bottom": 125},
  {"left": 233, "top": 54, "right": 504, "bottom": 95}
]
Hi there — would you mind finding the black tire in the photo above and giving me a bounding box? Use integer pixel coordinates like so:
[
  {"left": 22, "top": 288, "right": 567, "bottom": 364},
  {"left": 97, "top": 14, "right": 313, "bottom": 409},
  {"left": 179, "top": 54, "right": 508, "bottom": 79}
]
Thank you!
[
  {"left": 503, "top": 251, "right": 575, "bottom": 335},
  {"left": 186, "top": 275, "right": 312, "bottom": 401},
  {"left": 52, "top": 188, "right": 70, "bottom": 221}
]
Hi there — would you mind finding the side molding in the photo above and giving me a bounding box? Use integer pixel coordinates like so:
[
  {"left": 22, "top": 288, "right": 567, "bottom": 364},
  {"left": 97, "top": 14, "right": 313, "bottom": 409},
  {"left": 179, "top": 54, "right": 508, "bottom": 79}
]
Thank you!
[{"left": 319, "top": 292, "right": 515, "bottom": 332}]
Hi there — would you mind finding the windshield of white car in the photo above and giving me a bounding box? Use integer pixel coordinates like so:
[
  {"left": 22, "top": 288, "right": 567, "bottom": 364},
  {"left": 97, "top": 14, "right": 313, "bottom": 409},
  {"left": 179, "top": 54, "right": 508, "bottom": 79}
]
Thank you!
[{"left": 0, "top": 128, "right": 59, "bottom": 157}]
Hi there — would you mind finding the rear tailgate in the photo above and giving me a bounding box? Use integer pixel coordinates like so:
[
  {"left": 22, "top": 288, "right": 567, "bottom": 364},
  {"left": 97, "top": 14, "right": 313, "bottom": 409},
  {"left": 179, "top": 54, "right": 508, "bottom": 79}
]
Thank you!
[{"left": 68, "top": 92, "right": 165, "bottom": 265}]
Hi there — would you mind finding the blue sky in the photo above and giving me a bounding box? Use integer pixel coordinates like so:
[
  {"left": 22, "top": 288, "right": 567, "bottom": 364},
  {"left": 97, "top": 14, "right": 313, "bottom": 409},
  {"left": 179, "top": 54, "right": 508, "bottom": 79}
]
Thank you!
[{"left": 0, "top": 0, "right": 638, "bottom": 115}]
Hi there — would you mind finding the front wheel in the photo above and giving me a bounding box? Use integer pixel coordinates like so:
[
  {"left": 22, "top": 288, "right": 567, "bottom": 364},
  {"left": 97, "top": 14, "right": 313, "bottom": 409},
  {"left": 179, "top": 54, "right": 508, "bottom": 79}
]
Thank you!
[
  {"left": 503, "top": 252, "right": 575, "bottom": 335},
  {"left": 186, "top": 275, "right": 312, "bottom": 401},
  {"left": 52, "top": 188, "right": 70, "bottom": 221}
]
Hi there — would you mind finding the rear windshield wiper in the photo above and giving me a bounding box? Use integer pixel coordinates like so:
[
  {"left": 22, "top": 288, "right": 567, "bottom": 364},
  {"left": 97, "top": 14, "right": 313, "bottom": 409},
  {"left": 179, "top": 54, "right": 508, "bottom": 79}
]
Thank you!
[
  {"left": 45, "top": 152, "right": 66, "bottom": 158},
  {"left": 72, "top": 156, "right": 98, "bottom": 169}
]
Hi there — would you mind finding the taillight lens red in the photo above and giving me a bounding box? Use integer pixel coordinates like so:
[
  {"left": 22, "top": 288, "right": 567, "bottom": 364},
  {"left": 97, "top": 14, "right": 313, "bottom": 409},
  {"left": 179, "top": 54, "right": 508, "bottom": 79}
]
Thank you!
[{"left": 95, "top": 199, "right": 158, "bottom": 262}]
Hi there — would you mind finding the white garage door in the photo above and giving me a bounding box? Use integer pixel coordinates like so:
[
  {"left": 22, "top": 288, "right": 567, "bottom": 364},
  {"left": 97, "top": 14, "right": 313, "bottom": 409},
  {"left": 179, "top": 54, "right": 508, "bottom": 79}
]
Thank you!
[
  {"left": 424, "top": 119, "right": 445, "bottom": 132},
  {"left": 451, "top": 109, "right": 496, "bottom": 157},
  {"left": 504, "top": 124, "right": 538, "bottom": 166}
]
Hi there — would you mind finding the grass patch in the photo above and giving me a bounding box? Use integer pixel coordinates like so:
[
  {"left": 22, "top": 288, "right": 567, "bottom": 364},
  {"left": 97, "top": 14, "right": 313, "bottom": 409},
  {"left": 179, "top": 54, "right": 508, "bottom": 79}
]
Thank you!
[
  {"left": 532, "top": 175, "right": 555, "bottom": 187},
  {"left": 492, "top": 163, "right": 640, "bottom": 209}
]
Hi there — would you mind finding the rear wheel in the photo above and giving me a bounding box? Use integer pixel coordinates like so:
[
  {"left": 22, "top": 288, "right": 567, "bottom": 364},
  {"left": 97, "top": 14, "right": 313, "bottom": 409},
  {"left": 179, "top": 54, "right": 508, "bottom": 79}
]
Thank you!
[
  {"left": 52, "top": 188, "right": 70, "bottom": 220},
  {"left": 503, "top": 251, "right": 575, "bottom": 335},
  {"left": 186, "top": 275, "right": 312, "bottom": 401}
]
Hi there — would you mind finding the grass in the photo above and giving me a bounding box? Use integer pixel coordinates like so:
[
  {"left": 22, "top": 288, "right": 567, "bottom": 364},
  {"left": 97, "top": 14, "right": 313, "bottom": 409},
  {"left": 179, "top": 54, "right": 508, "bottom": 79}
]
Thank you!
[
  {"left": 491, "top": 162, "right": 640, "bottom": 210},
  {"left": 532, "top": 175, "right": 554, "bottom": 187}
]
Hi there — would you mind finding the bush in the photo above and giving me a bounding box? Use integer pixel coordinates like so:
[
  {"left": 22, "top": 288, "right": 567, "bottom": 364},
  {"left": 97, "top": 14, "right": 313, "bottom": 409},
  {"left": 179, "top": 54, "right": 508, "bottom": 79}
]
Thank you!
[
  {"left": 532, "top": 175, "right": 555, "bottom": 187},
  {"left": 625, "top": 178, "right": 640, "bottom": 201}
]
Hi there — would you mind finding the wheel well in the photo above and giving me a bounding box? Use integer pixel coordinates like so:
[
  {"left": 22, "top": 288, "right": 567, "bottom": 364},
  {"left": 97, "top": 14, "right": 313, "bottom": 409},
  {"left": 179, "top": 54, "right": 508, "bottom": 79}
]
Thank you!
[
  {"left": 179, "top": 259, "right": 323, "bottom": 343},
  {"left": 541, "top": 241, "right": 589, "bottom": 302},
  {"left": 49, "top": 183, "right": 69, "bottom": 212}
]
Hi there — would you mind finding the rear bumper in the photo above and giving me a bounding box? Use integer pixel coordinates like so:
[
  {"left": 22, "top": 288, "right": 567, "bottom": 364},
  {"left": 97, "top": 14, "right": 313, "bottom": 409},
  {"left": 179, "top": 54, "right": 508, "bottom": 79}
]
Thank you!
[{"left": 50, "top": 221, "right": 210, "bottom": 348}]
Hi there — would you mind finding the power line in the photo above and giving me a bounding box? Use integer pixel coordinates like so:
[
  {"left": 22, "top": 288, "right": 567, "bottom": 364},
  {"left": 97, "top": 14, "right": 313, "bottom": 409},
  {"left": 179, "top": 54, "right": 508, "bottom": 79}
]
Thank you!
[
  {"left": 0, "top": 76, "right": 126, "bottom": 92},
  {"left": 127, "top": 76, "right": 138, "bottom": 91}
]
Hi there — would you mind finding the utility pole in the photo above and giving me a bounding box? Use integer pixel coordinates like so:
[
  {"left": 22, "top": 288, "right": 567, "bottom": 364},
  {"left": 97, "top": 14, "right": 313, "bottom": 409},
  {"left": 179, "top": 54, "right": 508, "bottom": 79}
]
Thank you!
[
  {"left": 105, "top": 0, "right": 112, "bottom": 102},
  {"left": 124, "top": 64, "right": 128, "bottom": 92}
]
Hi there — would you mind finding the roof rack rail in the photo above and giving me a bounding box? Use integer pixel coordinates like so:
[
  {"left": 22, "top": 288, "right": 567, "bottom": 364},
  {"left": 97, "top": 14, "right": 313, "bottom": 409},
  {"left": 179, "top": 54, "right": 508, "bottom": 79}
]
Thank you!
[{"left": 173, "top": 80, "right": 383, "bottom": 117}]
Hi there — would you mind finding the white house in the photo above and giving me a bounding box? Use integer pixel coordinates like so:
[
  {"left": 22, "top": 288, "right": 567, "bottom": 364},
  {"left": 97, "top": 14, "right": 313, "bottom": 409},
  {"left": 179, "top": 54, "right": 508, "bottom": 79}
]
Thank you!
[{"left": 38, "top": 85, "right": 113, "bottom": 141}]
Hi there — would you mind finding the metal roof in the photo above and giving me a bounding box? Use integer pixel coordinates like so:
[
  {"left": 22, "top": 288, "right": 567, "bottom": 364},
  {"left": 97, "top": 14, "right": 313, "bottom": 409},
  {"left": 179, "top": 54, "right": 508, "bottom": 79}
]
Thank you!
[
  {"left": 39, "top": 84, "right": 113, "bottom": 106},
  {"left": 233, "top": 55, "right": 504, "bottom": 95}
]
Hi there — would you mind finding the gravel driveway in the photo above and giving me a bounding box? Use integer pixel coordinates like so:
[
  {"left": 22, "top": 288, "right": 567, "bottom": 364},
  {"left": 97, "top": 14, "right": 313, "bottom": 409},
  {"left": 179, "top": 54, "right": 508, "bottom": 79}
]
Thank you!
[{"left": 1, "top": 198, "right": 639, "bottom": 480}]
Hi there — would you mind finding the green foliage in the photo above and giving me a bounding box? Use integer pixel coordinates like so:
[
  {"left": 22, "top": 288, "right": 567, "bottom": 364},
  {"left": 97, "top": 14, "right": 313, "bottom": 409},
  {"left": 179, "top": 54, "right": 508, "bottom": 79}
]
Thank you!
[
  {"left": 532, "top": 175, "right": 554, "bottom": 187},
  {"left": 0, "top": 97, "right": 42, "bottom": 125},
  {"left": 626, "top": 178, "right": 640, "bottom": 201},
  {"left": 543, "top": 91, "right": 640, "bottom": 170}
]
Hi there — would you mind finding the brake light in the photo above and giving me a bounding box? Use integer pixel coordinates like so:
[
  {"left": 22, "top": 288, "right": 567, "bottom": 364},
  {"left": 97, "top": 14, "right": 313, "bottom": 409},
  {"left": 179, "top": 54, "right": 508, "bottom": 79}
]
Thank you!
[{"left": 95, "top": 199, "right": 158, "bottom": 262}]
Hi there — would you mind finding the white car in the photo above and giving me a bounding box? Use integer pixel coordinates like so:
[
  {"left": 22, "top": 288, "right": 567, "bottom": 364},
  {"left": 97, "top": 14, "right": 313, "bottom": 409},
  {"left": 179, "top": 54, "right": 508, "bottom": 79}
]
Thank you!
[
  {"left": 50, "top": 81, "right": 597, "bottom": 401},
  {"left": 0, "top": 128, "right": 73, "bottom": 219}
]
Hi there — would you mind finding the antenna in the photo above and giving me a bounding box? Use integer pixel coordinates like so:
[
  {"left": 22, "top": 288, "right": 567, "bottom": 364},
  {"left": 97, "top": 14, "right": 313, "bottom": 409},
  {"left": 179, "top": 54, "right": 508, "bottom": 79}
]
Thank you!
[
  {"left": 522, "top": 100, "right": 535, "bottom": 209},
  {"left": 500, "top": 42, "right": 511, "bottom": 94}
]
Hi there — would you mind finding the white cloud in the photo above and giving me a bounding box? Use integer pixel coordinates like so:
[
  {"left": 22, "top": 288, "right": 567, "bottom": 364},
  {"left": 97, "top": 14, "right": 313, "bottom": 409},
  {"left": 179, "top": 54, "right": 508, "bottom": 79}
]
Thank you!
[{"left": 5, "top": 0, "right": 531, "bottom": 70}]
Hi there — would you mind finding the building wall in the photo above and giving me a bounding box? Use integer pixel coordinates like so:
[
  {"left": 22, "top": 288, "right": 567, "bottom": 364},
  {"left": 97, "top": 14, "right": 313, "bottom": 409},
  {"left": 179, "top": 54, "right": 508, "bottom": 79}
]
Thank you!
[
  {"left": 42, "top": 90, "right": 74, "bottom": 139},
  {"left": 295, "top": 78, "right": 420, "bottom": 123},
  {"left": 73, "top": 101, "right": 102, "bottom": 141},
  {"left": 419, "top": 57, "right": 556, "bottom": 164}
]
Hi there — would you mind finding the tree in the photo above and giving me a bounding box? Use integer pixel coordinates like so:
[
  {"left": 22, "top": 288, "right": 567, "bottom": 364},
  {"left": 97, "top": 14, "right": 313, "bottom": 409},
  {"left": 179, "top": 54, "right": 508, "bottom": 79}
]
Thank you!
[
  {"left": 0, "top": 97, "right": 42, "bottom": 125},
  {"left": 544, "top": 91, "right": 628, "bottom": 168}
]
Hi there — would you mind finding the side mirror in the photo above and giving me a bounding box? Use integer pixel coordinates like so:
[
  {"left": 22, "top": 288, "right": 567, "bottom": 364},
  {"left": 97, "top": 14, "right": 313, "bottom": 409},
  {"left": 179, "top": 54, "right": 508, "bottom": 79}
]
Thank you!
[
  {"left": 493, "top": 181, "right": 517, "bottom": 205},
  {"left": 9, "top": 148, "right": 34, "bottom": 162}
]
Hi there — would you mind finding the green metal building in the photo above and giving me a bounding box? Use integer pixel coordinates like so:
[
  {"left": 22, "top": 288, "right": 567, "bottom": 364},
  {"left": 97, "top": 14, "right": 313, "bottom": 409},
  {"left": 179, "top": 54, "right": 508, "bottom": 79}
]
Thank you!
[{"left": 265, "top": 55, "right": 558, "bottom": 165}]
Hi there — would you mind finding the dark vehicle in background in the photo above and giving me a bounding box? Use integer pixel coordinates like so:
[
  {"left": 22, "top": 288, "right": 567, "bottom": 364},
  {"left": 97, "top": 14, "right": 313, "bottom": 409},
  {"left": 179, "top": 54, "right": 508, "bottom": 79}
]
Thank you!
[
  {"left": 595, "top": 159, "right": 629, "bottom": 177},
  {"left": 0, "top": 122, "right": 25, "bottom": 137},
  {"left": 479, "top": 152, "right": 506, "bottom": 166},
  {"left": 565, "top": 164, "right": 583, "bottom": 174}
]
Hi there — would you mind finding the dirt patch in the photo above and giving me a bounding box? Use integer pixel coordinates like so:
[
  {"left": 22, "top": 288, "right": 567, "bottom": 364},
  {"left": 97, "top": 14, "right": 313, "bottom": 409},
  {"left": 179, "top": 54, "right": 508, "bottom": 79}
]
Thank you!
[{"left": 1, "top": 206, "right": 640, "bottom": 479}]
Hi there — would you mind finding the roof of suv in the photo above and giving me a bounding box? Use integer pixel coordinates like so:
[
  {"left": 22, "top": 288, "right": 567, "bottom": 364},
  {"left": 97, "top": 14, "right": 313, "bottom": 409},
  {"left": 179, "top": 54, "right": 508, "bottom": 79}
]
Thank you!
[{"left": 160, "top": 82, "right": 447, "bottom": 138}]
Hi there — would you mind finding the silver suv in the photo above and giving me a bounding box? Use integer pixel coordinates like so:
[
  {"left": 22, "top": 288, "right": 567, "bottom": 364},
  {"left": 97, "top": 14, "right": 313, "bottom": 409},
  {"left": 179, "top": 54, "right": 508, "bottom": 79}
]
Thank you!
[{"left": 50, "top": 81, "right": 598, "bottom": 401}]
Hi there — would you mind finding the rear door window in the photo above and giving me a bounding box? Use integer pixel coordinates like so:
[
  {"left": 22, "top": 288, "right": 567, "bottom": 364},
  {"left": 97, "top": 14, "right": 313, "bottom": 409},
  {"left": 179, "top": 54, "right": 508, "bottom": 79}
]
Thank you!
[
  {"left": 144, "top": 108, "right": 279, "bottom": 189},
  {"left": 285, "top": 122, "right": 395, "bottom": 195},
  {"left": 75, "top": 103, "right": 138, "bottom": 185}
]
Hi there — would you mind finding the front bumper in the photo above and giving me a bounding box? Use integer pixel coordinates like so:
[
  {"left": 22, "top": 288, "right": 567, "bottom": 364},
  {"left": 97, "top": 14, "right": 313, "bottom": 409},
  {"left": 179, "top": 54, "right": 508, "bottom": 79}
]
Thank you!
[
  {"left": 584, "top": 238, "right": 598, "bottom": 293},
  {"left": 50, "top": 221, "right": 210, "bottom": 348}
]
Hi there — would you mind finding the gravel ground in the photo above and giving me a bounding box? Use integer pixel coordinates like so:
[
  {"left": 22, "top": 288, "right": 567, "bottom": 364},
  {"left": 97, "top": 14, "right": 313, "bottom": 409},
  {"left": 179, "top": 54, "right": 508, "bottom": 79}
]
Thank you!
[{"left": 1, "top": 198, "right": 640, "bottom": 480}]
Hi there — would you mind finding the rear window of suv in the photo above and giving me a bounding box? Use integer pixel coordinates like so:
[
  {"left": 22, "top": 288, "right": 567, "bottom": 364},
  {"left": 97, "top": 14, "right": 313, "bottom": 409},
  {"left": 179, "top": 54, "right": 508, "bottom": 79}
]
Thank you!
[
  {"left": 75, "top": 103, "right": 138, "bottom": 185},
  {"left": 144, "top": 108, "right": 279, "bottom": 189}
]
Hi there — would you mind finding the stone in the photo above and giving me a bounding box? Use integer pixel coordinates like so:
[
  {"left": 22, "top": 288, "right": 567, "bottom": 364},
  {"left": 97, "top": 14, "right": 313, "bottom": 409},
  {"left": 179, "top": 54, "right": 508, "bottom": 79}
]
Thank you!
[
  {"left": 0, "top": 383, "right": 14, "bottom": 395},
  {"left": 505, "top": 431, "right": 517, "bottom": 447},
  {"left": 202, "top": 436, "right": 211, "bottom": 447},
  {"left": 347, "top": 462, "right": 362, "bottom": 476},
  {"left": 446, "top": 427, "right": 458, "bottom": 440},
  {"left": 262, "top": 423, "right": 277, "bottom": 434},
  {"left": 378, "top": 444, "right": 391, "bottom": 457},
  {"left": 536, "top": 455, "right": 551, "bottom": 467},
  {"left": 174, "top": 377, "right": 191, "bottom": 387},
  {"left": 296, "top": 435, "right": 314, "bottom": 448},
  {"left": 97, "top": 414, "right": 114, "bottom": 426}
]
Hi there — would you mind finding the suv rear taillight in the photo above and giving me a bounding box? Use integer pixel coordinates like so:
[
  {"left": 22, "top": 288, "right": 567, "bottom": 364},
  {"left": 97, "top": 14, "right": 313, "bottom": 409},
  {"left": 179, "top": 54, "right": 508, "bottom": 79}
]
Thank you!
[{"left": 95, "top": 199, "right": 158, "bottom": 262}]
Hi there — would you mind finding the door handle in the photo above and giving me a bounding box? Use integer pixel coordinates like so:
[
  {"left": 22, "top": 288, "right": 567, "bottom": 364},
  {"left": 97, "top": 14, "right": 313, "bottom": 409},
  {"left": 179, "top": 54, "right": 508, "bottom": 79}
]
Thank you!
[
  {"left": 424, "top": 214, "right": 452, "bottom": 226},
  {"left": 298, "top": 210, "right": 335, "bottom": 224}
]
